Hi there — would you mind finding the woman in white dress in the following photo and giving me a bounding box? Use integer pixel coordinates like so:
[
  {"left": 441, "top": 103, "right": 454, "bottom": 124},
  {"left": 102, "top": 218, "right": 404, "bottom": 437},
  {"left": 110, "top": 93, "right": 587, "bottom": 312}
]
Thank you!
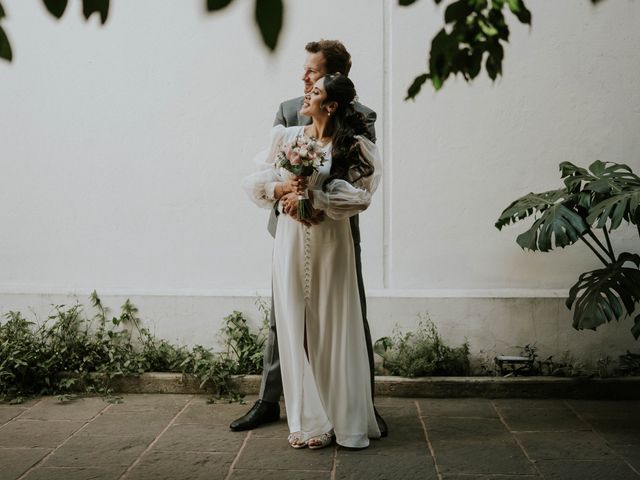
[{"left": 243, "top": 74, "right": 381, "bottom": 449}]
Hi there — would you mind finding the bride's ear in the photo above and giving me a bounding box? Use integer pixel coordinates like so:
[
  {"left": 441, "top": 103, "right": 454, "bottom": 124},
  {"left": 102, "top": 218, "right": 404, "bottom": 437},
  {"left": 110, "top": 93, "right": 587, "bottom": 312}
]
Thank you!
[{"left": 325, "top": 101, "right": 338, "bottom": 115}]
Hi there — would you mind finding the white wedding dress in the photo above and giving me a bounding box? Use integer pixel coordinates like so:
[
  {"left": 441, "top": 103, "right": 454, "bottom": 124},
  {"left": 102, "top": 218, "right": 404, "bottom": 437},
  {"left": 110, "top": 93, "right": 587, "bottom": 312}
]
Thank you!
[{"left": 243, "top": 125, "right": 382, "bottom": 448}]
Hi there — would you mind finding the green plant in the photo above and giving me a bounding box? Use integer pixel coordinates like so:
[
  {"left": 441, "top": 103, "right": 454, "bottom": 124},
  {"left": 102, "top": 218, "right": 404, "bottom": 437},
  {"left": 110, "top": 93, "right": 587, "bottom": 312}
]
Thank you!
[
  {"left": 178, "top": 308, "right": 268, "bottom": 398},
  {"left": 0, "top": 292, "right": 268, "bottom": 402},
  {"left": 496, "top": 161, "right": 640, "bottom": 339},
  {"left": 618, "top": 351, "right": 640, "bottom": 376},
  {"left": 374, "top": 315, "right": 470, "bottom": 377},
  {"left": 219, "top": 310, "right": 267, "bottom": 376}
]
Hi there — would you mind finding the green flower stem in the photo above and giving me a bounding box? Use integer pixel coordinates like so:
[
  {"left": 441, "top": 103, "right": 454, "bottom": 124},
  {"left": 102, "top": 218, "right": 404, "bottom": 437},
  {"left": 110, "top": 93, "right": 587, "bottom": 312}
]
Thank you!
[{"left": 298, "top": 192, "right": 312, "bottom": 220}]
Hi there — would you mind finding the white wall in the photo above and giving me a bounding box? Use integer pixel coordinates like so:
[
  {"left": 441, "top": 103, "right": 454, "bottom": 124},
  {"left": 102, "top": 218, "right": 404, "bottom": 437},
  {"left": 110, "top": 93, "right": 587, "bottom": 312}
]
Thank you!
[{"left": 1, "top": 0, "right": 639, "bottom": 360}]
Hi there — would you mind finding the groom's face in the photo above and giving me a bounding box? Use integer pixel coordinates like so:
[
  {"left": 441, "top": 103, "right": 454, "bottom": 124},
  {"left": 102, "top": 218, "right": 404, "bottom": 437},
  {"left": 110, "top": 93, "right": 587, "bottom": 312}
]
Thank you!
[{"left": 301, "top": 52, "right": 327, "bottom": 94}]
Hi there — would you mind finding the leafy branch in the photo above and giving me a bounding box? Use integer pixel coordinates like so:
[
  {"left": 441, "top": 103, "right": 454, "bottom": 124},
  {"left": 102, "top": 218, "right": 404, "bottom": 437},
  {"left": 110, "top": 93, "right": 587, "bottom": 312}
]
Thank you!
[{"left": 0, "top": 0, "right": 611, "bottom": 99}]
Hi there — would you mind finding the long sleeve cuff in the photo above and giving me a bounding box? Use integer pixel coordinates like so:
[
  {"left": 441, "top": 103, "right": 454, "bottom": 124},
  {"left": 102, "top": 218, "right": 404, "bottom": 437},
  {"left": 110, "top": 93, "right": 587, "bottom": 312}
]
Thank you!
[
  {"left": 264, "top": 182, "right": 279, "bottom": 201},
  {"left": 310, "top": 188, "right": 330, "bottom": 211}
]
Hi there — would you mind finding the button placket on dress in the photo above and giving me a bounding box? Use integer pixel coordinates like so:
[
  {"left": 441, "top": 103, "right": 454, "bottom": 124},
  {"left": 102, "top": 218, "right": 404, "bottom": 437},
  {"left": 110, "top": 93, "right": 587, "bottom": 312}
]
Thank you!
[{"left": 303, "top": 225, "right": 312, "bottom": 301}]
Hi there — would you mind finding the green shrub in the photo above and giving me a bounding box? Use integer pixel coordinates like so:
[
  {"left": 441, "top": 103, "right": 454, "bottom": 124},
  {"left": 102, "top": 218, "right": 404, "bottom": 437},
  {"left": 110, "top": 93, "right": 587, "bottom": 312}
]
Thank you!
[
  {"left": 374, "top": 315, "right": 470, "bottom": 377},
  {"left": 0, "top": 292, "right": 267, "bottom": 402}
]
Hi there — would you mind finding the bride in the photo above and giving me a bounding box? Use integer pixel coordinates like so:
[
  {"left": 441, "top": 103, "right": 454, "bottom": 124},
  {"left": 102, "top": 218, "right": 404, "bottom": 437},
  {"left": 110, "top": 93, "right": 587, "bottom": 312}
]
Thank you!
[{"left": 243, "top": 74, "right": 381, "bottom": 449}]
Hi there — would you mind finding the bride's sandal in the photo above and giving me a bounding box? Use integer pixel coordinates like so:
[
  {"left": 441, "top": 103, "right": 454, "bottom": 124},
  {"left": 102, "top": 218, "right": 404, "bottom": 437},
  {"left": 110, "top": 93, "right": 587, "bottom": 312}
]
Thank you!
[
  {"left": 288, "top": 432, "right": 308, "bottom": 449},
  {"left": 308, "top": 431, "right": 334, "bottom": 450}
]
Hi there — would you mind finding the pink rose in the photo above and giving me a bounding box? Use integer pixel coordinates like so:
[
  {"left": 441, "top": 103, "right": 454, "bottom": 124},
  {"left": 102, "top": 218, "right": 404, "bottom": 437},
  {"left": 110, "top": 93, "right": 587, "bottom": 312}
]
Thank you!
[{"left": 286, "top": 148, "right": 296, "bottom": 161}]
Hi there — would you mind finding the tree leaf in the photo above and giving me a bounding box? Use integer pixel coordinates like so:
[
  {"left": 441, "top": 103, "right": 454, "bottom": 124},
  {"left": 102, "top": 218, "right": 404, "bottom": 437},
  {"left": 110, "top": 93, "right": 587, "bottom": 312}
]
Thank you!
[
  {"left": 0, "top": 24, "right": 11, "bottom": 61},
  {"left": 0, "top": 2, "right": 5, "bottom": 19},
  {"left": 43, "top": 0, "right": 68, "bottom": 19},
  {"left": 479, "top": 19, "right": 499, "bottom": 37},
  {"left": 444, "top": 0, "right": 473, "bottom": 24},
  {"left": 567, "top": 253, "right": 640, "bottom": 334},
  {"left": 466, "top": 49, "right": 484, "bottom": 79},
  {"left": 488, "top": 8, "right": 510, "bottom": 41},
  {"left": 399, "top": 0, "right": 421, "bottom": 5},
  {"left": 506, "top": 0, "right": 531, "bottom": 25},
  {"left": 207, "top": 0, "right": 235, "bottom": 11},
  {"left": 255, "top": 0, "right": 282, "bottom": 52},
  {"left": 428, "top": 28, "right": 453, "bottom": 89},
  {"left": 405, "top": 73, "right": 429, "bottom": 100},
  {"left": 82, "top": 0, "right": 109, "bottom": 24},
  {"left": 485, "top": 41, "right": 503, "bottom": 80}
]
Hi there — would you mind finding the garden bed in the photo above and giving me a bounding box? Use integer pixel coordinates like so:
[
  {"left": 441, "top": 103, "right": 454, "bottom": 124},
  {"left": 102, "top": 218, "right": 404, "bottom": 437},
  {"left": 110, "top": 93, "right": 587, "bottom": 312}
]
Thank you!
[{"left": 63, "top": 372, "right": 640, "bottom": 399}]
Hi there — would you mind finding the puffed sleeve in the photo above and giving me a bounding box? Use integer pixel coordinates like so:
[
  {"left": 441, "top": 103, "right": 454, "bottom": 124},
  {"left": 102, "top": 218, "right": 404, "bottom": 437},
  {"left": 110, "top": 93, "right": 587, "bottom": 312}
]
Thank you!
[
  {"left": 242, "top": 125, "right": 287, "bottom": 209},
  {"left": 310, "top": 135, "right": 382, "bottom": 220}
]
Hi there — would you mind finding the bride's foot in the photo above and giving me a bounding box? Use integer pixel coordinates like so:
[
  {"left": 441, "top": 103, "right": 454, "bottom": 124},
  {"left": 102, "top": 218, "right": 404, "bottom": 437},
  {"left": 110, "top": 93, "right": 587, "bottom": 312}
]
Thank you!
[
  {"left": 308, "top": 431, "right": 334, "bottom": 450},
  {"left": 288, "top": 431, "right": 308, "bottom": 449}
]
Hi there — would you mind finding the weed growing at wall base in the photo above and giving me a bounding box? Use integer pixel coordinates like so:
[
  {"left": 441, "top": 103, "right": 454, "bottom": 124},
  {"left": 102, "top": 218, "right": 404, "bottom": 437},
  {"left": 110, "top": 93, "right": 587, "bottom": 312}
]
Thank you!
[
  {"left": 374, "top": 314, "right": 470, "bottom": 377},
  {"left": 0, "top": 292, "right": 267, "bottom": 403}
]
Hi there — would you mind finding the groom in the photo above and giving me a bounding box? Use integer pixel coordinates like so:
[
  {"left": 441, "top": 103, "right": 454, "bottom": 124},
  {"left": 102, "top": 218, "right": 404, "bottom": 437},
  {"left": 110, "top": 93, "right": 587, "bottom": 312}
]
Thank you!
[{"left": 231, "top": 39, "right": 387, "bottom": 436}]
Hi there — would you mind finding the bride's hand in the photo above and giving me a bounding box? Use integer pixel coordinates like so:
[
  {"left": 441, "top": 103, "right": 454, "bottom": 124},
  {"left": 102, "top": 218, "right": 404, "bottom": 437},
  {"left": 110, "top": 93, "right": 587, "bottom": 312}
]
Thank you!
[
  {"left": 280, "top": 192, "right": 298, "bottom": 216},
  {"left": 293, "top": 176, "right": 308, "bottom": 194},
  {"left": 278, "top": 176, "right": 307, "bottom": 198}
]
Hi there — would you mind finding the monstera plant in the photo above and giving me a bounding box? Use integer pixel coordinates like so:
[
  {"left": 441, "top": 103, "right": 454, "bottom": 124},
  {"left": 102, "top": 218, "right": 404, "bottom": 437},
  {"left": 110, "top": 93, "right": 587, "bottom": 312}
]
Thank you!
[{"left": 496, "top": 161, "right": 640, "bottom": 339}]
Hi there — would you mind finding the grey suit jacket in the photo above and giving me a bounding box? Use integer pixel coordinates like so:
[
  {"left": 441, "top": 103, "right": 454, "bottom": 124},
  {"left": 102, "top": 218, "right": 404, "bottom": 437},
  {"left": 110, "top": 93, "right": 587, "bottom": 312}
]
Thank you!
[{"left": 267, "top": 96, "right": 377, "bottom": 237}]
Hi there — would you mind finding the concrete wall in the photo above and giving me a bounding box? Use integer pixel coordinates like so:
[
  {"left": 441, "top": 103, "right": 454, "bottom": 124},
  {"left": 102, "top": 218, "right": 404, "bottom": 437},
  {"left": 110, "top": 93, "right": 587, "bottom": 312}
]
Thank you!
[{"left": 1, "top": 0, "right": 639, "bottom": 361}]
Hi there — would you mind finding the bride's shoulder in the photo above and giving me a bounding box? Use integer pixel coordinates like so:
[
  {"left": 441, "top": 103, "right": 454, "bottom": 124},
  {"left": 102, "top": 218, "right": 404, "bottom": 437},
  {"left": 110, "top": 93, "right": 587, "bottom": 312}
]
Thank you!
[
  {"left": 354, "top": 134, "right": 375, "bottom": 148},
  {"left": 272, "top": 125, "right": 302, "bottom": 138},
  {"left": 267, "top": 125, "right": 300, "bottom": 147}
]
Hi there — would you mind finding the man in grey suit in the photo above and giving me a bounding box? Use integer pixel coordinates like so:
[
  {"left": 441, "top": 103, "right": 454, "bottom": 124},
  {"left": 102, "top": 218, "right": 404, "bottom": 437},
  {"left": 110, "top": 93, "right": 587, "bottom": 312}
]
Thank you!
[{"left": 230, "top": 40, "right": 387, "bottom": 436}]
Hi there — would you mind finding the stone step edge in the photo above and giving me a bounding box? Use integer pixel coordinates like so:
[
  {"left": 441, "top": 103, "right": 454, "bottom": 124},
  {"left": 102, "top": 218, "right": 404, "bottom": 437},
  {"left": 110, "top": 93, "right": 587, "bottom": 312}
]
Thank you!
[{"left": 74, "top": 373, "right": 640, "bottom": 399}]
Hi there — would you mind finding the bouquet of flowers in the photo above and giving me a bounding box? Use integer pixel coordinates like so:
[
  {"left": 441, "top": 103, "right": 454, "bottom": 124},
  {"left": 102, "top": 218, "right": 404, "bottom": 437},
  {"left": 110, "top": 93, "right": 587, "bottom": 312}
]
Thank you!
[{"left": 277, "top": 135, "right": 326, "bottom": 220}]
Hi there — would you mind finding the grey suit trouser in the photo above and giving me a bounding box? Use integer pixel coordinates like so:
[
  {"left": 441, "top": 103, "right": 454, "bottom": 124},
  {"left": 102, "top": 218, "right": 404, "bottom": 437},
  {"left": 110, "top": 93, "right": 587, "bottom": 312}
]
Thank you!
[{"left": 259, "top": 212, "right": 376, "bottom": 403}]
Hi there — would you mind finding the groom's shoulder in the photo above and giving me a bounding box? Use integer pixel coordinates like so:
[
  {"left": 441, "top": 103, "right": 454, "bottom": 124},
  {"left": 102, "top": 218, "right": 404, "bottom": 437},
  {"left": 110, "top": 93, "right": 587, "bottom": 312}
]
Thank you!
[
  {"left": 279, "top": 96, "right": 304, "bottom": 110},
  {"left": 354, "top": 100, "right": 376, "bottom": 118}
]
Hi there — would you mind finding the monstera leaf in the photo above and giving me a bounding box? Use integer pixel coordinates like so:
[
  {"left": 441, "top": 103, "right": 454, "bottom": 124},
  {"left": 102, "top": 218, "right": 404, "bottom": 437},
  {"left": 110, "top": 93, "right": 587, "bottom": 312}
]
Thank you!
[
  {"left": 567, "top": 253, "right": 640, "bottom": 338},
  {"left": 496, "top": 189, "right": 588, "bottom": 251},
  {"left": 516, "top": 204, "right": 589, "bottom": 252},
  {"left": 588, "top": 186, "right": 640, "bottom": 229},
  {"left": 562, "top": 160, "right": 640, "bottom": 198},
  {"left": 496, "top": 188, "right": 568, "bottom": 229}
]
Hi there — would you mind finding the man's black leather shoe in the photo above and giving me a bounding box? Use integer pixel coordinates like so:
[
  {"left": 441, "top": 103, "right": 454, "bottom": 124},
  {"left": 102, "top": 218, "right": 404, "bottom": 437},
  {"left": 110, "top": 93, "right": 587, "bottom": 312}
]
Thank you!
[
  {"left": 229, "top": 400, "right": 280, "bottom": 431},
  {"left": 375, "top": 408, "right": 388, "bottom": 437}
]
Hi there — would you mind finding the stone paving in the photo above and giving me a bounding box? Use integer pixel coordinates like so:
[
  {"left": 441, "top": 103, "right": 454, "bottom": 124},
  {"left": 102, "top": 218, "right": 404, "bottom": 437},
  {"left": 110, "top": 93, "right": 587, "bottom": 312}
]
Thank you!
[{"left": 1, "top": 394, "right": 640, "bottom": 479}]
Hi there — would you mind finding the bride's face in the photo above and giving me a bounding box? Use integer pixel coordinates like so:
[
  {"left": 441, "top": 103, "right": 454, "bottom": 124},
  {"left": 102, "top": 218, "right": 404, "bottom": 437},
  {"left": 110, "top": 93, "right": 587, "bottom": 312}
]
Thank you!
[{"left": 300, "top": 78, "right": 328, "bottom": 118}]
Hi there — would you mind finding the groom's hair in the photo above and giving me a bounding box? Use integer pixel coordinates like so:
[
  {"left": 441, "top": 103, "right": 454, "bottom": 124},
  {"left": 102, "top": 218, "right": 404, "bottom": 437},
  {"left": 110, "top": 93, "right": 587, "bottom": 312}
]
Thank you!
[{"left": 305, "top": 40, "right": 352, "bottom": 76}]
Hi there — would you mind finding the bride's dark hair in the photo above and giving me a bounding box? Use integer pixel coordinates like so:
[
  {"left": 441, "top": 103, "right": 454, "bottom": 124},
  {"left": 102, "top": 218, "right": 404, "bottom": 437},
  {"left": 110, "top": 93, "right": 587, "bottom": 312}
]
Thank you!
[{"left": 321, "top": 74, "right": 375, "bottom": 189}]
